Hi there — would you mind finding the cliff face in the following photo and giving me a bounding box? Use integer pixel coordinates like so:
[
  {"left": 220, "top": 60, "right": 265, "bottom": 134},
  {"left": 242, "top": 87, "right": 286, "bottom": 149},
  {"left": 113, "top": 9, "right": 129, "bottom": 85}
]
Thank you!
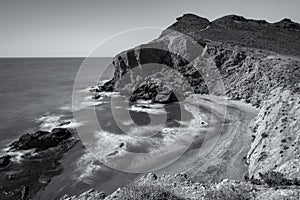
[
  {"left": 173, "top": 15, "right": 300, "bottom": 184},
  {"left": 99, "top": 30, "right": 211, "bottom": 103},
  {"left": 208, "top": 43, "right": 300, "bottom": 183},
  {"left": 247, "top": 88, "right": 300, "bottom": 180},
  {"left": 77, "top": 14, "right": 300, "bottom": 199}
]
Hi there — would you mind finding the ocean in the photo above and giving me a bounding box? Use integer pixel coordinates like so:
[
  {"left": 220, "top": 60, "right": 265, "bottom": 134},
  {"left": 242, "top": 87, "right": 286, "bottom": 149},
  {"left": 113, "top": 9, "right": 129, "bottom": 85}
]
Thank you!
[
  {"left": 0, "top": 57, "right": 112, "bottom": 149},
  {"left": 0, "top": 57, "right": 195, "bottom": 199},
  {"left": 0, "top": 58, "right": 118, "bottom": 199}
]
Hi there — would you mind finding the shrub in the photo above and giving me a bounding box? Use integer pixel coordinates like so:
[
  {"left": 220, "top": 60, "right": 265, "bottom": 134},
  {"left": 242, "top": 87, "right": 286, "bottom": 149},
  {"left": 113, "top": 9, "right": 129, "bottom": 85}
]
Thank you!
[
  {"left": 121, "top": 184, "right": 184, "bottom": 200},
  {"left": 259, "top": 171, "right": 300, "bottom": 187},
  {"left": 204, "top": 181, "right": 254, "bottom": 200}
]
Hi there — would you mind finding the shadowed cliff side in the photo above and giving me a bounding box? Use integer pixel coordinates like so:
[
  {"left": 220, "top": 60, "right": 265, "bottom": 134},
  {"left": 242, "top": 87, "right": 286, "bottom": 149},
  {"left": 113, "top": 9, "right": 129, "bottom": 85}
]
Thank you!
[{"left": 64, "top": 14, "right": 300, "bottom": 199}]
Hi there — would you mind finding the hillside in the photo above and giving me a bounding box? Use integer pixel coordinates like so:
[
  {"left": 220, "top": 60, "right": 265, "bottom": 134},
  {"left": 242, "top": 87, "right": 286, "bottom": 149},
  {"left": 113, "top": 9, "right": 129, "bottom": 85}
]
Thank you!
[{"left": 61, "top": 14, "right": 300, "bottom": 200}]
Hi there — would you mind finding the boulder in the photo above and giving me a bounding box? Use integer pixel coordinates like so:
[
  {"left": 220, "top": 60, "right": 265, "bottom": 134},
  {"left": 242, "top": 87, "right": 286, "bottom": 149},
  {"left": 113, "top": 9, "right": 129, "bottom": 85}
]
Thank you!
[
  {"left": 0, "top": 155, "right": 11, "bottom": 167},
  {"left": 10, "top": 128, "right": 72, "bottom": 150}
]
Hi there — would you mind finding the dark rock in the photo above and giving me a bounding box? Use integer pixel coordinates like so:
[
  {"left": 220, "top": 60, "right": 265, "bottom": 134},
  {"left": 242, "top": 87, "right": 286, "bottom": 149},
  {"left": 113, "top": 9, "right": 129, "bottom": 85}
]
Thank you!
[
  {"left": 119, "top": 142, "right": 125, "bottom": 148},
  {"left": 10, "top": 128, "right": 72, "bottom": 150},
  {"left": 261, "top": 132, "right": 269, "bottom": 138},
  {"left": 98, "top": 79, "right": 114, "bottom": 92},
  {"left": 0, "top": 155, "right": 11, "bottom": 168},
  {"left": 154, "top": 91, "right": 178, "bottom": 104},
  {"left": 93, "top": 93, "right": 101, "bottom": 99},
  {"left": 1, "top": 131, "right": 78, "bottom": 200},
  {"left": 21, "top": 185, "right": 29, "bottom": 200},
  {"left": 130, "top": 83, "right": 159, "bottom": 102},
  {"left": 129, "top": 83, "right": 180, "bottom": 104},
  {"left": 89, "top": 87, "right": 99, "bottom": 92},
  {"left": 99, "top": 191, "right": 106, "bottom": 199},
  {"left": 51, "top": 128, "right": 72, "bottom": 140},
  {"left": 59, "top": 121, "right": 71, "bottom": 126}
]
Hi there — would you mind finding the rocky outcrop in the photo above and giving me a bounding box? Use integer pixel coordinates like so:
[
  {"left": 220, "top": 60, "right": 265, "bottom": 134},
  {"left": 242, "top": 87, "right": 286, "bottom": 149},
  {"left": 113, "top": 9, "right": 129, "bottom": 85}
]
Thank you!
[
  {"left": 206, "top": 44, "right": 300, "bottom": 107},
  {"left": 0, "top": 128, "right": 78, "bottom": 200},
  {"left": 60, "top": 189, "right": 106, "bottom": 200},
  {"left": 94, "top": 23, "right": 212, "bottom": 102},
  {"left": 0, "top": 155, "right": 11, "bottom": 168},
  {"left": 10, "top": 128, "right": 72, "bottom": 150},
  {"left": 162, "top": 13, "right": 211, "bottom": 36}
]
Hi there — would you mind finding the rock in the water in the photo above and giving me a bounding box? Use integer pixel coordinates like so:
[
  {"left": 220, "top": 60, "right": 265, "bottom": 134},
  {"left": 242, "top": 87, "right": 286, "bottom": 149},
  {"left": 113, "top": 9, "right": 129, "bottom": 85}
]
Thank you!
[
  {"left": 1, "top": 128, "right": 78, "bottom": 200},
  {"left": 0, "top": 155, "right": 11, "bottom": 168},
  {"left": 51, "top": 128, "right": 72, "bottom": 140},
  {"left": 10, "top": 128, "right": 72, "bottom": 150},
  {"left": 21, "top": 185, "right": 29, "bottom": 200}
]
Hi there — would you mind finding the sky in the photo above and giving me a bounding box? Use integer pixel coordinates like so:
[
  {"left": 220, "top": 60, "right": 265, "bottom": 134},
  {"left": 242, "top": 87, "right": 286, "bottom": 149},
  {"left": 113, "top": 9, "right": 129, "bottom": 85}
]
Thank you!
[{"left": 0, "top": 0, "right": 299, "bottom": 57}]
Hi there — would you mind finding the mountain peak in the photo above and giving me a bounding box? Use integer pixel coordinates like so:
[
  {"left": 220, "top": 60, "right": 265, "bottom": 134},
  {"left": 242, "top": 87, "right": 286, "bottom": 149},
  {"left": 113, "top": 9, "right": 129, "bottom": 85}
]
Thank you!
[
  {"left": 273, "top": 18, "right": 300, "bottom": 29},
  {"left": 165, "top": 13, "right": 210, "bottom": 35},
  {"left": 213, "top": 14, "right": 268, "bottom": 25},
  {"left": 175, "top": 13, "right": 209, "bottom": 22},
  {"left": 166, "top": 13, "right": 300, "bottom": 56},
  {"left": 216, "top": 14, "right": 247, "bottom": 22}
]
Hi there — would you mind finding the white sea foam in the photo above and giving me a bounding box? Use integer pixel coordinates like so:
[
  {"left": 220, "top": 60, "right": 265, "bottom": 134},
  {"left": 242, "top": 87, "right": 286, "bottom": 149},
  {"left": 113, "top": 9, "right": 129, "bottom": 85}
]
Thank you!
[
  {"left": 0, "top": 146, "right": 36, "bottom": 163},
  {"left": 36, "top": 115, "right": 65, "bottom": 131},
  {"left": 90, "top": 103, "right": 207, "bottom": 169},
  {"left": 136, "top": 99, "right": 153, "bottom": 104},
  {"left": 81, "top": 101, "right": 104, "bottom": 107},
  {"left": 129, "top": 104, "right": 166, "bottom": 115},
  {"left": 121, "top": 120, "right": 134, "bottom": 126},
  {"left": 61, "top": 99, "right": 104, "bottom": 112},
  {"left": 97, "top": 79, "right": 110, "bottom": 86},
  {"left": 7, "top": 149, "right": 35, "bottom": 163},
  {"left": 60, "top": 105, "right": 72, "bottom": 111},
  {"left": 0, "top": 147, "right": 10, "bottom": 157},
  {"left": 127, "top": 124, "right": 165, "bottom": 137},
  {"left": 59, "top": 120, "right": 85, "bottom": 129},
  {"left": 75, "top": 101, "right": 208, "bottom": 174},
  {"left": 93, "top": 130, "right": 159, "bottom": 159},
  {"left": 97, "top": 91, "right": 120, "bottom": 98},
  {"left": 79, "top": 87, "right": 94, "bottom": 93},
  {"left": 74, "top": 151, "right": 103, "bottom": 183},
  {"left": 36, "top": 114, "right": 84, "bottom": 131}
]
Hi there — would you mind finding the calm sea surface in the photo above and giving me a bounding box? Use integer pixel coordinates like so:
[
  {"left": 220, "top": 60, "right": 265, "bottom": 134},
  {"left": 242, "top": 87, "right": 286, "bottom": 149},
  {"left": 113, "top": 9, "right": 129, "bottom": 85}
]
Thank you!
[{"left": 0, "top": 57, "right": 113, "bottom": 149}]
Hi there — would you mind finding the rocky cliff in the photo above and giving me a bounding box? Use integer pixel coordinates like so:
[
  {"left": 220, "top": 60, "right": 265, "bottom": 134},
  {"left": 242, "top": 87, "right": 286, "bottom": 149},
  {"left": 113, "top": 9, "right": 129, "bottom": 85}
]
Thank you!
[{"left": 70, "top": 14, "right": 300, "bottom": 199}]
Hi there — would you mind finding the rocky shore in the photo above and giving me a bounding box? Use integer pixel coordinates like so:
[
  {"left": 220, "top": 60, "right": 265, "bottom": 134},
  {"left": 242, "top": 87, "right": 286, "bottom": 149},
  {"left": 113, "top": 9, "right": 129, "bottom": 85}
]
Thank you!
[
  {"left": 0, "top": 128, "right": 78, "bottom": 200},
  {"left": 64, "top": 14, "right": 300, "bottom": 199}
]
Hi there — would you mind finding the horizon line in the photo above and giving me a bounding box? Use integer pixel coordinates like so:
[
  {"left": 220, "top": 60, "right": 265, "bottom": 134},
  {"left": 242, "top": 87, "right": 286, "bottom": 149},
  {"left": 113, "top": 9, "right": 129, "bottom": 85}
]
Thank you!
[{"left": 0, "top": 56, "right": 113, "bottom": 59}]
